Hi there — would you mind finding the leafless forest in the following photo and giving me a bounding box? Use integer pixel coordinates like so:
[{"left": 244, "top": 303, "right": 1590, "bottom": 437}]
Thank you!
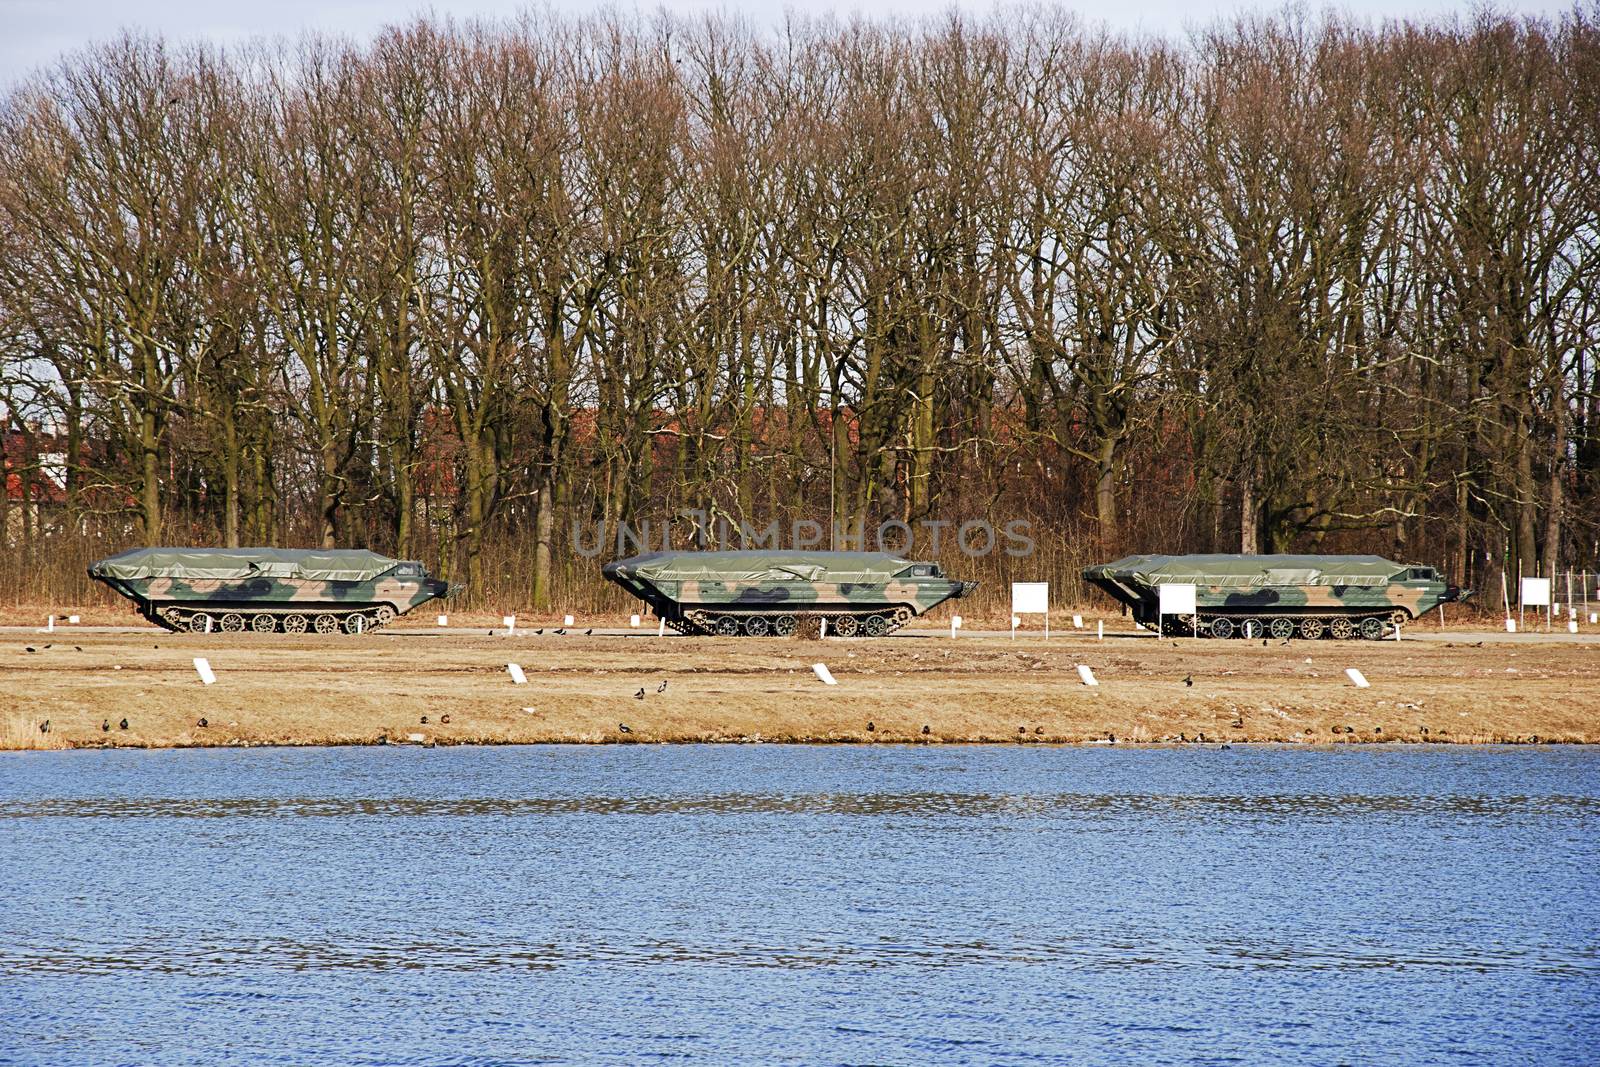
[{"left": 1, "top": 7, "right": 1596, "bottom": 612}]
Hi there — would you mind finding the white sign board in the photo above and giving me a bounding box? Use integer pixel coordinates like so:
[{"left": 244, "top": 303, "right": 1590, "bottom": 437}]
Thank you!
[
  {"left": 1158, "top": 583, "right": 1198, "bottom": 615},
  {"left": 1520, "top": 578, "right": 1551, "bottom": 606},
  {"left": 1011, "top": 583, "right": 1049, "bottom": 615},
  {"left": 1010, "top": 583, "right": 1049, "bottom": 639}
]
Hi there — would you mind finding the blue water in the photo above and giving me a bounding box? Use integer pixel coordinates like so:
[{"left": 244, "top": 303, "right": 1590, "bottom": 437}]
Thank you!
[{"left": 1, "top": 745, "right": 1596, "bottom": 1065}]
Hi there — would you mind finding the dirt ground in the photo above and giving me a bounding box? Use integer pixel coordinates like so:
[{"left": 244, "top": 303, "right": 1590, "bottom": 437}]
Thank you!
[{"left": 3, "top": 625, "right": 1596, "bottom": 750}]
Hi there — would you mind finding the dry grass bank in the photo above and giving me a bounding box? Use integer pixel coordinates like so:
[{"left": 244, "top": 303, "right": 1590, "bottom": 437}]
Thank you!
[{"left": 2, "top": 628, "right": 1596, "bottom": 750}]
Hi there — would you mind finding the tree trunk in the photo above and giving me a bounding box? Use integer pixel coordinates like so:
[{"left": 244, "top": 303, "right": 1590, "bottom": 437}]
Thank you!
[{"left": 1239, "top": 459, "right": 1258, "bottom": 554}]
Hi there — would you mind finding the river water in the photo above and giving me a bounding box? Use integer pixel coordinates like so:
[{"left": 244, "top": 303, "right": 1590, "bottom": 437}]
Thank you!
[{"left": 1, "top": 745, "right": 1596, "bottom": 1065}]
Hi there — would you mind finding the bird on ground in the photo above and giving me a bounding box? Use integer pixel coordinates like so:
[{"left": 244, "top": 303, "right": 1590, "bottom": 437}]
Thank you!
[
  {"left": 39, "top": 720, "right": 49, "bottom": 734},
  {"left": 634, "top": 688, "right": 645, "bottom": 699},
  {"left": 1018, "top": 726, "right": 1026, "bottom": 734},
  {"left": 1183, "top": 675, "right": 1193, "bottom": 687},
  {"left": 441, "top": 714, "right": 451, "bottom": 724},
  {"left": 866, "top": 721, "right": 875, "bottom": 732},
  {"left": 101, "top": 720, "right": 110, "bottom": 732},
  {"left": 24, "top": 646, "right": 35, "bottom": 653},
  {"left": 1107, "top": 733, "right": 1116, "bottom": 743},
  {"left": 583, "top": 628, "right": 593, "bottom": 636},
  {"left": 74, "top": 646, "right": 82, "bottom": 652},
  {"left": 1034, "top": 726, "right": 1043, "bottom": 735},
  {"left": 554, "top": 628, "right": 566, "bottom": 636},
  {"left": 43, "top": 644, "right": 51, "bottom": 649},
  {"left": 1261, "top": 639, "right": 1268, "bottom": 647},
  {"left": 534, "top": 629, "right": 544, "bottom": 635},
  {"left": 1221, "top": 744, "right": 1232, "bottom": 750},
  {"left": 657, "top": 680, "right": 667, "bottom": 693},
  {"left": 196, "top": 718, "right": 208, "bottom": 728},
  {"left": 420, "top": 715, "right": 429, "bottom": 724},
  {"left": 618, "top": 723, "right": 632, "bottom": 734},
  {"left": 921, "top": 725, "right": 930, "bottom": 735},
  {"left": 119, "top": 718, "right": 129, "bottom": 730}
]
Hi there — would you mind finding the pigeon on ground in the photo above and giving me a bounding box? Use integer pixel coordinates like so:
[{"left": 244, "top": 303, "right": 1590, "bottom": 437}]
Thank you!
[
  {"left": 43, "top": 644, "right": 51, "bottom": 649},
  {"left": 24, "top": 646, "right": 35, "bottom": 653},
  {"left": 583, "top": 628, "right": 593, "bottom": 636},
  {"left": 1034, "top": 726, "right": 1043, "bottom": 735},
  {"left": 866, "top": 721, "right": 875, "bottom": 732},
  {"left": 119, "top": 718, "right": 129, "bottom": 730},
  {"left": 1018, "top": 726, "right": 1026, "bottom": 734},
  {"left": 196, "top": 718, "right": 208, "bottom": 728},
  {"left": 921, "top": 725, "right": 930, "bottom": 735},
  {"left": 634, "top": 688, "right": 645, "bottom": 699},
  {"left": 420, "top": 715, "right": 429, "bottom": 724},
  {"left": 618, "top": 723, "right": 632, "bottom": 734},
  {"left": 657, "top": 680, "right": 667, "bottom": 693},
  {"left": 1183, "top": 675, "right": 1193, "bottom": 687},
  {"left": 74, "top": 646, "right": 82, "bottom": 651},
  {"left": 441, "top": 714, "right": 451, "bottom": 724},
  {"left": 39, "top": 720, "right": 49, "bottom": 734},
  {"left": 101, "top": 720, "right": 110, "bottom": 732},
  {"left": 1262, "top": 639, "right": 1268, "bottom": 647}
]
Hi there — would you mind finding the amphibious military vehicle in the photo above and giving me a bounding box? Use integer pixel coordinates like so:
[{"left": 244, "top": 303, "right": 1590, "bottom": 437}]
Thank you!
[
  {"left": 1083, "top": 554, "right": 1464, "bottom": 640},
  {"left": 89, "top": 547, "right": 453, "bottom": 634},
  {"left": 602, "top": 550, "right": 976, "bottom": 636}
]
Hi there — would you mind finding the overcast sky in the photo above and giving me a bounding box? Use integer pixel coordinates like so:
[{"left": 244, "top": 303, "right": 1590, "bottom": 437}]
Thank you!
[{"left": 0, "top": 0, "right": 1574, "bottom": 84}]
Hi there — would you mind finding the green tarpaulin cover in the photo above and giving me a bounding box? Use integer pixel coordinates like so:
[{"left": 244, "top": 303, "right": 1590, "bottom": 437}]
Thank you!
[
  {"left": 613, "top": 551, "right": 915, "bottom": 583},
  {"left": 90, "top": 548, "right": 399, "bottom": 583},
  {"left": 1084, "top": 554, "right": 1406, "bottom": 589}
]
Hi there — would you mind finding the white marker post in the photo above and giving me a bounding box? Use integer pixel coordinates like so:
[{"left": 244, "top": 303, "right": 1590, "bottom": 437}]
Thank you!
[
  {"left": 630, "top": 614, "right": 641, "bottom": 628},
  {"left": 1345, "top": 668, "right": 1370, "bottom": 689},
  {"left": 1520, "top": 577, "right": 1551, "bottom": 634},
  {"left": 657, "top": 618, "right": 666, "bottom": 637},
  {"left": 1158, "top": 583, "right": 1198, "bottom": 643},
  {"left": 812, "top": 662, "right": 838, "bottom": 686},
  {"left": 193, "top": 657, "right": 216, "bottom": 685},
  {"left": 437, "top": 614, "right": 449, "bottom": 627},
  {"left": 1072, "top": 614, "right": 1084, "bottom": 629},
  {"left": 1076, "top": 664, "right": 1099, "bottom": 687},
  {"left": 563, "top": 614, "right": 575, "bottom": 627},
  {"left": 950, "top": 615, "right": 962, "bottom": 639},
  {"left": 1097, "top": 620, "right": 1103, "bottom": 641},
  {"left": 1010, "top": 582, "right": 1050, "bottom": 640},
  {"left": 502, "top": 614, "right": 516, "bottom": 636},
  {"left": 507, "top": 663, "right": 528, "bottom": 685}
]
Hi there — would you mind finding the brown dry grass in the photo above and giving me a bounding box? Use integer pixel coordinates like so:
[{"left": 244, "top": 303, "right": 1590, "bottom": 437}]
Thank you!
[{"left": 2, "top": 628, "right": 1596, "bottom": 749}]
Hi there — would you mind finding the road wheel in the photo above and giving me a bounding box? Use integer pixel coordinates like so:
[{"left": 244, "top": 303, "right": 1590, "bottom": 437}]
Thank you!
[
  {"left": 744, "top": 615, "right": 770, "bottom": 637},
  {"left": 833, "top": 614, "right": 860, "bottom": 637},
  {"left": 343, "top": 614, "right": 369, "bottom": 635},
  {"left": 251, "top": 613, "right": 277, "bottom": 634},
  {"left": 220, "top": 613, "right": 246, "bottom": 633},
  {"left": 282, "top": 614, "right": 308, "bottom": 634},
  {"left": 773, "top": 614, "right": 798, "bottom": 637},
  {"left": 188, "top": 612, "right": 214, "bottom": 633},
  {"left": 374, "top": 605, "right": 397, "bottom": 628},
  {"left": 714, "top": 616, "right": 740, "bottom": 637},
  {"left": 1358, "top": 616, "right": 1385, "bottom": 640},
  {"left": 1269, "top": 617, "right": 1295, "bottom": 640},
  {"left": 1298, "top": 618, "right": 1325, "bottom": 640},
  {"left": 1241, "top": 618, "right": 1262, "bottom": 640},
  {"left": 1208, "top": 617, "right": 1235, "bottom": 640},
  {"left": 864, "top": 614, "right": 889, "bottom": 637},
  {"left": 1329, "top": 617, "right": 1356, "bottom": 640},
  {"left": 314, "top": 614, "right": 339, "bottom": 635}
]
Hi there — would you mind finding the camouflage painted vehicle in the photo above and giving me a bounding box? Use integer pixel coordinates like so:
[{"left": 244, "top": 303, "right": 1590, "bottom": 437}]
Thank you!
[
  {"left": 601, "top": 550, "right": 976, "bottom": 637},
  {"left": 1083, "top": 554, "right": 1465, "bottom": 640},
  {"left": 89, "top": 548, "right": 453, "bottom": 634}
]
